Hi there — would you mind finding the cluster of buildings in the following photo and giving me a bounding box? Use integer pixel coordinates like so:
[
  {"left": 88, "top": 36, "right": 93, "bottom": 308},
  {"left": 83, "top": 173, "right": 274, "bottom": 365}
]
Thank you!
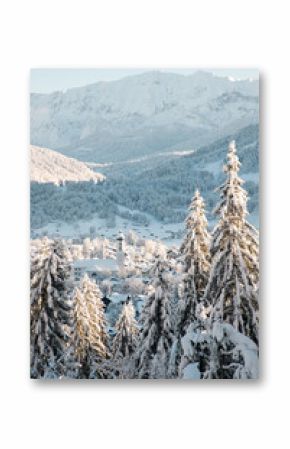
[
  {"left": 72, "top": 232, "right": 149, "bottom": 327},
  {"left": 73, "top": 232, "right": 127, "bottom": 282}
]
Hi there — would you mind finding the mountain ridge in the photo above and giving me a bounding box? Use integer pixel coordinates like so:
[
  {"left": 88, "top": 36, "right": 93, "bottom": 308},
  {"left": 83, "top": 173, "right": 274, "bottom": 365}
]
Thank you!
[{"left": 31, "top": 70, "right": 259, "bottom": 163}]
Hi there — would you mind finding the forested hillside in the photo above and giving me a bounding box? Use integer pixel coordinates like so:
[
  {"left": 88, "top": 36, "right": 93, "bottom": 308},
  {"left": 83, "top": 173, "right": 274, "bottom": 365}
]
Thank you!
[
  {"left": 31, "top": 145, "right": 105, "bottom": 184},
  {"left": 31, "top": 125, "right": 258, "bottom": 231},
  {"left": 101, "top": 124, "right": 258, "bottom": 224}
]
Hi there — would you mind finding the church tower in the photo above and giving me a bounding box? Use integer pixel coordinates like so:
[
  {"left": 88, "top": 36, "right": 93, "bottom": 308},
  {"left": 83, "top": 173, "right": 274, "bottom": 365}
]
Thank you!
[{"left": 116, "top": 231, "right": 125, "bottom": 266}]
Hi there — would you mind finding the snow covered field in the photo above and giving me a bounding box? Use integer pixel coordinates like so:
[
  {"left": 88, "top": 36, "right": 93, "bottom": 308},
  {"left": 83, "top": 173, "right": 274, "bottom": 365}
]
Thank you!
[
  {"left": 32, "top": 203, "right": 259, "bottom": 245},
  {"left": 32, "top": 209, "right": 184, "bottom": 247}
]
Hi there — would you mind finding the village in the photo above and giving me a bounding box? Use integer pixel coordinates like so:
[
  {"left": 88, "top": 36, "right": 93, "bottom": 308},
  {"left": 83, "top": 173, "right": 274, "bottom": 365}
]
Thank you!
[{"left": 31, "top": 228, "right": 182, "bottom": 338}]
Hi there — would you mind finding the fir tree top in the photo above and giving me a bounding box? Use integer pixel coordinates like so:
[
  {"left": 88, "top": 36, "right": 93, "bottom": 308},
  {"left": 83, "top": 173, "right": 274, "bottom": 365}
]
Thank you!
[
  {"left": 214, "top": 140, "right": 248, "bottom": 226},
  {"left": 182, "top": 189, "right": 210, "bottom": 271}
]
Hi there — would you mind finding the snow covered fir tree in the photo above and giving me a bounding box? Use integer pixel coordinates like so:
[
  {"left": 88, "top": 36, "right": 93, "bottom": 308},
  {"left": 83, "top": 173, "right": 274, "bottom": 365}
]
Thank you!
[
  {"left": 30, "top": 239, "right": 77, "bottom": 378},
  {"left": 181, "top": 141, "right": 259, "bottom": 379},
  {"left": 112, "top": 299, "right": 139, "bottom": 360},
  {"left": 111, "top": 299, "right": 139, "bottom": 378},
  {"left": 133, "top": 258, "right": 176, "bottom": 379},
  {"left": 179, "top": 189, "right": 211, "bottom": 335},
  {"left": 205, "top": 140, "right": 259, "bottom": 344},
  {"left": 80, "top": 274, "right": 109, "bottom": 359},
  {"left": 30, "top": 140, "right": 259, "bottom": 380},
  {"left": 74, "top": 274, "right": 111, "bottom": 378}
]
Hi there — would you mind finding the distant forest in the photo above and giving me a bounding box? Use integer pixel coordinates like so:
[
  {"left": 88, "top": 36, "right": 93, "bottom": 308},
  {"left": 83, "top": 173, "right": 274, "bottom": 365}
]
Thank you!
[{"left": 31, "top": 125, "right": 258, "bottom": 229}]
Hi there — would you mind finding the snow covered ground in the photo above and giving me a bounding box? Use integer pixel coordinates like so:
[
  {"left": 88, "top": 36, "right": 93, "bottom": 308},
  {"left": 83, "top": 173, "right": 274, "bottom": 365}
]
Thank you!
[
  {"left": 31, "top": 145, "right": 105, "bottom": 184},
  {"left": 32, "top": 209, "right": 184, "bottom": 247},
  {"left": 32, "top": 201, "right": 259, "bottom": 246}
]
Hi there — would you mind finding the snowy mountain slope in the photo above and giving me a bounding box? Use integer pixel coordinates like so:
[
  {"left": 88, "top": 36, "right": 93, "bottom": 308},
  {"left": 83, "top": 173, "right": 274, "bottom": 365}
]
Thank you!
[
  {"left": 98, "top": 124, "right": 259, "bottom": 224},
  {"left": 30, "top": 125, "right": 259, "bottom": 233},
  {"left": 30, "top": 145, "right": 105, "bottom": 184},
  {"left": 31, "top": 71, "right": 259, "bottom": 163}
]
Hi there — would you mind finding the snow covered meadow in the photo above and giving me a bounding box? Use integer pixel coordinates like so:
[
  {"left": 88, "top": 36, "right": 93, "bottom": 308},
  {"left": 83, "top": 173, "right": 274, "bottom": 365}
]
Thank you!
[{"left": 30, "top": 70, "right": 259, "bottom": 379}]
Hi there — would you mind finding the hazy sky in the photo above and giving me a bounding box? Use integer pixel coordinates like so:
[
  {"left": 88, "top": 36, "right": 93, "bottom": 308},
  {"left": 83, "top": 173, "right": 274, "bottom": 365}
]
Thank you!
[{"left": 30, "top": 68, "right": 259, "bottom": 93}]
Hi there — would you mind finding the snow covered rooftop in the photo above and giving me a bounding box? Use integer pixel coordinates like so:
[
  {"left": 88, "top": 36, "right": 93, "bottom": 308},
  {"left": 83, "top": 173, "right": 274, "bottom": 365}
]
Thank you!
[
  {"left": 117, "top": 231, "right": 125, "bottom": 240},
  {"left": 73, "top": 258, "right": 118, "bottom": 272},
  {"left": 94, "top": 259, "right": 118, "bottom": 272},
  {"left": 74, "top": 258, "right": 99, "bottom": 269},
  {"left": 135, "top": 294, "right": 147, "bottom": 301},
  {"left": 109, "top": 293, "right": 128, "bottom": 304}
]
